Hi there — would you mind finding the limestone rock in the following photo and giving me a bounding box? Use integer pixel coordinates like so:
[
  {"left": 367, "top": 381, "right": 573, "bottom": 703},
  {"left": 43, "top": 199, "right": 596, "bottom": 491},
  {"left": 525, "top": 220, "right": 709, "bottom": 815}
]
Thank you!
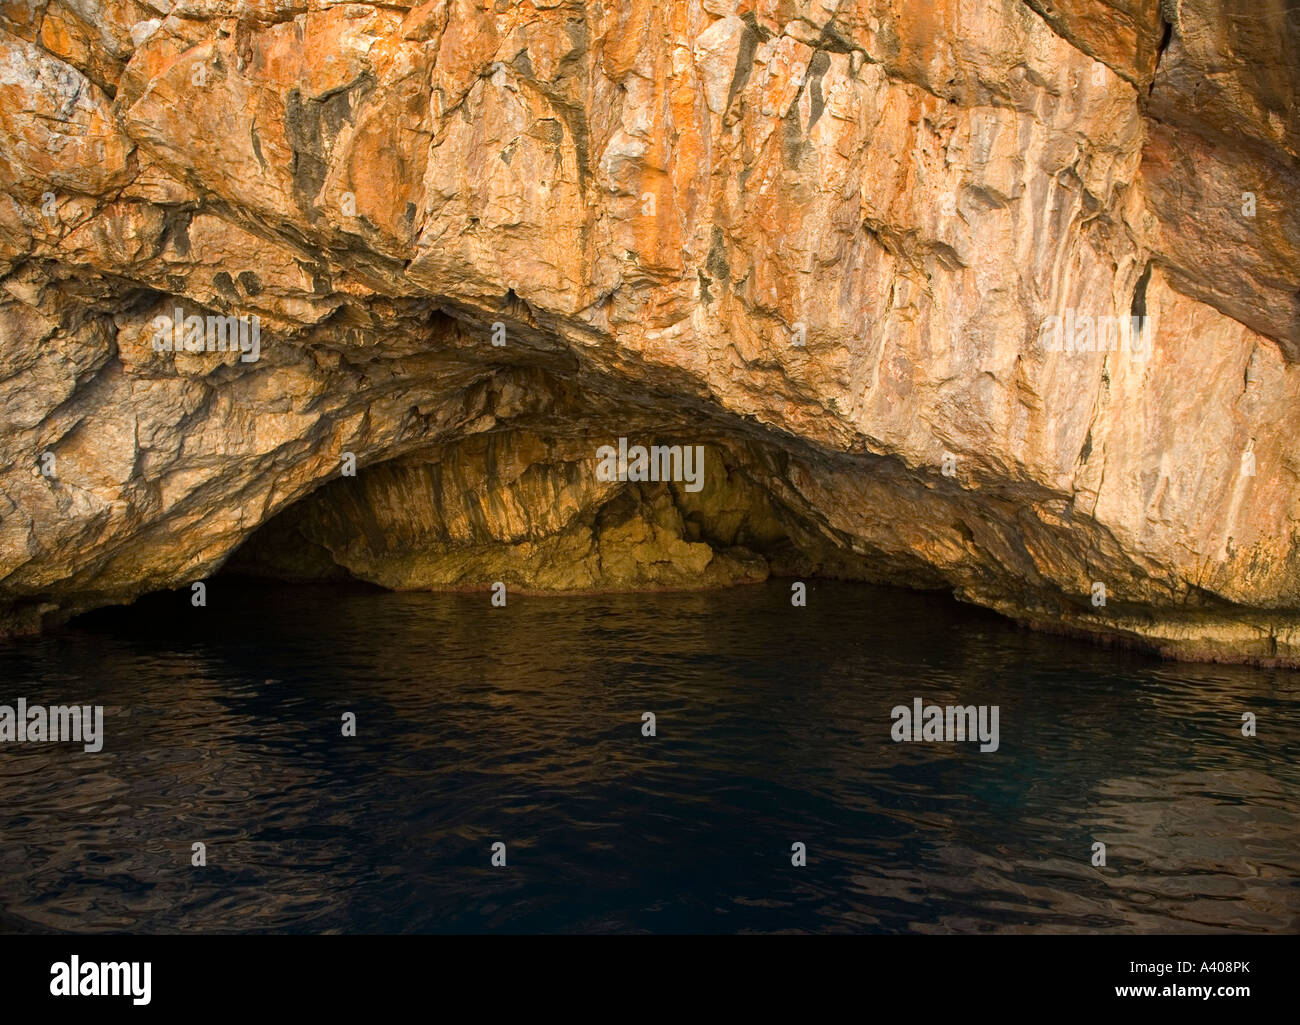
[{"left": 0, "top": 0, "right": 1298, "bottom": 664}]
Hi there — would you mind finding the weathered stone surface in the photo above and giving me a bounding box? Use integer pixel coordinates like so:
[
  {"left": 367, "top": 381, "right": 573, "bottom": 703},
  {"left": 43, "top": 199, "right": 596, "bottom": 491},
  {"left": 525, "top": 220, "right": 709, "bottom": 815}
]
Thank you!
[
  {"left": 1141, "top": 0, "right": 1300, "bottom": 357},
  {"left": 1, "top": 0, "right": 1298, "bottom": 663}
]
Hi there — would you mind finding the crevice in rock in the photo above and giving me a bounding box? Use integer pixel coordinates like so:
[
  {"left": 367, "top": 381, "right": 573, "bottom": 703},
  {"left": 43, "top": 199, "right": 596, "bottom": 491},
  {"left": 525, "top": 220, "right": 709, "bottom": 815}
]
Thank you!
[
  {"left": 1131, "top": 260, "right": 1152, "bottom": 321},
  {"left": 1150, "top": 9, "right": 1174, "bottom": 95}
]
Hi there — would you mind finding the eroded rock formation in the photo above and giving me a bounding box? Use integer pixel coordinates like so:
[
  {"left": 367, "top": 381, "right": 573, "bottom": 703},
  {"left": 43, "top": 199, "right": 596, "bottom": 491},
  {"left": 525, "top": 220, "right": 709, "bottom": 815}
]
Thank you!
[{"left": 1, "top": 0, "right": 1298, "bottom": 663}]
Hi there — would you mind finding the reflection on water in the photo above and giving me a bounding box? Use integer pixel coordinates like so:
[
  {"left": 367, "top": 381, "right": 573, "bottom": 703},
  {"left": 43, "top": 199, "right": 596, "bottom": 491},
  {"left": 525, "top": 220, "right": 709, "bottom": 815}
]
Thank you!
[{"left": 0, "top": 580, "right": 1296, "bottom": 933}]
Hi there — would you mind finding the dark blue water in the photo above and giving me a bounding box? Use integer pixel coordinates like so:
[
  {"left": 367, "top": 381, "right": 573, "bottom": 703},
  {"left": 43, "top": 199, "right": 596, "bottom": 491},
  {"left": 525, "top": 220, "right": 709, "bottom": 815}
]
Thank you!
[{"left": 0, "top": 580, "right": 1296, "bottom": 933}]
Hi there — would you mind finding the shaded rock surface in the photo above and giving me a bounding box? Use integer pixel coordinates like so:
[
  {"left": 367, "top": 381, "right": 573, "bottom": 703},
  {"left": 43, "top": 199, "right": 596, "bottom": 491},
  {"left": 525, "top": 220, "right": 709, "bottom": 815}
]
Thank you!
[{"left": 0, "top": 0, "right": 1298, "bottom": 664}]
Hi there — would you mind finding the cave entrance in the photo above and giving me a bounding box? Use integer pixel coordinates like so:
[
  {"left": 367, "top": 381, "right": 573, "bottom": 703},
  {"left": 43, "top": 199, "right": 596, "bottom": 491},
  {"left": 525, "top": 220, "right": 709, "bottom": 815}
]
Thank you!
[{"left": 219, "top": 429, "right": 852, "bottom": 595}]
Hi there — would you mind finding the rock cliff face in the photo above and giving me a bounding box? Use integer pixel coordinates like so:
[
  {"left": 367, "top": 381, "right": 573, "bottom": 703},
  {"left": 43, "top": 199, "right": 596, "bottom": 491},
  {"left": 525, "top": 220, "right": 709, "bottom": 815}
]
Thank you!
[{"left": 1, "top": 0, "right": 1298, "bottom": 663}]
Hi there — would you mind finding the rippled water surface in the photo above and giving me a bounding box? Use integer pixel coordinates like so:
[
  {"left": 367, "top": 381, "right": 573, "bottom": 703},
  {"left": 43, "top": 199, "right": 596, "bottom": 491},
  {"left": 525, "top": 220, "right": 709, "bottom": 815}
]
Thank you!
[{"left": 1, "top": 580, "right": 1297, "bottom": 933}]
